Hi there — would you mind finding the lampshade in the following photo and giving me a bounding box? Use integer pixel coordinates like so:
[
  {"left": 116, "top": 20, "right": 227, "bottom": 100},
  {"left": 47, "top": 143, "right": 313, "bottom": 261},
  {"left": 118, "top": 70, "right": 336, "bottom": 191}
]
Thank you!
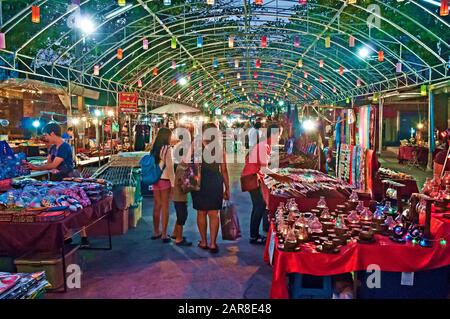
[
  {"left": 325, "top": 36, "right": 331, "bottom": 48},
  {"left": 197, "top": 36, "right": 203, "bottom": 48},
  {"left": 441, "top": 0, "right": 449, "bottom": 16},
  {"left": 294, "top": 35, "right": 300, "bottom": 48},
  {"left": 94, "top": 65, "right": 100, "bottom": 76},
  {"left": 117, "top": 48, "right": 123, "bottom": 59},
  {"left": 171, "top": 37, "right": 177, "bottom": 49},
  {"left": 349, "top": 35, "right": 355, "bottom": 48},
  {"left": 32, "top": 6, "right": 40, "bottom": 24},
  {"left": 261, "top": 36, "right": 267, "bottom": 48},
  {"left": 0, "top": 33, "right": 6, "bottom": 50},
  {"left": 153, "top": 67, "right": 158, "bottom": 76},
  {"left": 378, "top": 50, "right": 384, "bottom": 62},
  {"left": 143, "top": 38, "right": 149, "bottom": 50}
]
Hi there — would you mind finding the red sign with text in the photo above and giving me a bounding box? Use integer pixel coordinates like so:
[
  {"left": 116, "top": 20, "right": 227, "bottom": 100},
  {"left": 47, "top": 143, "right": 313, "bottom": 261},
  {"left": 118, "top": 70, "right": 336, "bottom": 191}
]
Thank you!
[{"left": 119, "top": 92, "right": 138, "bottom": 113}]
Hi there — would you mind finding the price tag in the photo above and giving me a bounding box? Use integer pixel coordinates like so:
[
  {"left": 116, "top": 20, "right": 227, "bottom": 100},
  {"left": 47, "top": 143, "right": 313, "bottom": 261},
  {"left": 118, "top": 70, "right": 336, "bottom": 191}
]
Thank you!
[
  {"left": 268, "top": 231, "right": 275, "bottom": 266},
  {"left": 400, "top": 272, "right": 414, "bottom": 286}
]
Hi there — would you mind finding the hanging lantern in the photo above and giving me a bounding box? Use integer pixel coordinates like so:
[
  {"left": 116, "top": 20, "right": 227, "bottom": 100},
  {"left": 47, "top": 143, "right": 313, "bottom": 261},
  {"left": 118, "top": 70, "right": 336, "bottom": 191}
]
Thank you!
[
  {"left": 199, "top": 81, "right": 203, "bottom": 88},
  {"left": 172, "top": 60, "right": 177, "bottom": 69},
  {"left": 378, "top": 50, "right": 384, "bottom": 62},
  {"left": 396, "top": 62, "right": 402, "bottom": 73},
  {"left": 300, "top": 81, "right": 303, "bottom": 88},
  {"left": 143, "top": 38, "right": 149, "bottom": 50},
  {"left": 294, "top": 35, "right": 300, "bottom": 48},
  {"left": 321, "top": 94, "right": 324, "bottom": 100},
  {"left": 239, "top": 81, "right": 242, "bottom": 87},
  {"left": 197, "top": 36, "right": 203, "bottom": 48},
  {"left": 319, "top": 59, "right": 324, "bottom": 68},
  {"left": 31, "top": 6, "right": 40, "bottom": 24},
  {"left": 261, "top": 36, "right": 267, "bottom": 48},
  {"left": 287, "top": 72, "right": 292, "bottom": 78},
  {"left": 163, "top": 0, "right": 171, "bottom": 5},
  {"left": 441, "top": 0, "right": 449, "bottom": 16},
  {"left": 171, "top": 37, "right": 177, "bottom": 49},
  {"left": 117, "top": 48, "right": 123, "bottom": 59},
  {"left": 308, "top": 86, "right": 312, "bottom": 91},
  {"left": 297, "top": 59, "right": 303, "bottom": 67},
  {"left": 319, "top": 76, "right": 323, "bottom": 83},
  {"left": 258, "top": 81, "right": 262, "bottom": 91},
  {"left": 287, "top": 82, "right": 291, "bottom": 88},
  {"left": 94, "top": 65, "right": 100, "bottom": 76},
  {"left": 304, "top": 72, "right": 308, "bottom": 79},
  {"left": 137, "top": 79, "right": 143, "bottom": 88},
  {"left": 118, "top": 0, "right": 126, "bottom": 6},
  {"left": 339, "top": 66, "right": 344, "bottom": 76},
  {"left": 333, "top": 87, "right": 337, "bottom": 93},
  {"left": 421, "top": 84, "right": 428, "bottom": 96},
  {"left": 299, "top": 0, "right": 307, "bottom": 5},
  {"left": 348, "top": 0, "right": 357, "bottom": 4},
  {"left": 237, "top": 72, "right": 241, "bottom": 79},
  {"left": 349, "top": 35, "right": 355, "bottom": 48},
  {"left": 256, "top": 59, "right": 261, "bottom": 68},
  {"left": 213, "top": 57, "right": 219, "bottom": 68},
  {"left": 207, "top": 0, "right": 215, "bottom": 5},
  {"left": 160, "top": 90, "right": 163, "bottom": 96},
  {"left": 253, "top": 72, "right": 258, "bottom": 79},
  {"left": 193, "top": 60, "right": 198, "bottom": 69},
  {"left": 346, "top": 97, "right": 350, "bottom": 104},
  {"left": 255, "top": 0, "right": 263, "bottom": 5},
  {"left": 325, "top": 36, "right": 331, "bottom": 48},
  {"left": 172, "top": 79, "right": 177, "bottom": 86},
  {"left": 234, "top": 58, "right": 239, "bottom": 68},
  {"left": 304, "top": 93, "right": 307, "bottom": 98},
  {"left": 187, "top": 73, "right": 191, "bottom": 80},
  {"left": 200, "top": 90, "right": 203, "bottom": 95},
  {"left": 228, "top": 35, "right": 234, "bottom": 48},
  {"left": 356, "top": 79, "right": 361, "bottom": 87},
  {"left": 271, "top": 73, "right": 274, "bottom": 79},
  {"left": 178, "top": 94, "right": 181, "bottom": 99},
  {"left": 0, "top": 33, "right": 6, "bottom": 50},
  {"left": 153, "top": 67, "right": 158, "bottom": 76}
]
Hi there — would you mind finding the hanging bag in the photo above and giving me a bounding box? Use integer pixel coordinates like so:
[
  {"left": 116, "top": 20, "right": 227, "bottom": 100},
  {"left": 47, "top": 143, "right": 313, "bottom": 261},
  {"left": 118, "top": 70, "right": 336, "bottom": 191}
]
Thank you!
[{"left": 220, "top": 200, "right": 242, "bottom": 241}]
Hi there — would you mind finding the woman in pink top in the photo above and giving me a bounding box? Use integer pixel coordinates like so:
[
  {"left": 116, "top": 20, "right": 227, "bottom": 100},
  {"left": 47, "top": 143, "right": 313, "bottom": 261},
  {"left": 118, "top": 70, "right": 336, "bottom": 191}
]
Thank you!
[
  {"left": 241, "top": 123, "right": 292, "bottom": 244},
  {"left": 150, "top": 127, "right": 175, "bottom": 243}
]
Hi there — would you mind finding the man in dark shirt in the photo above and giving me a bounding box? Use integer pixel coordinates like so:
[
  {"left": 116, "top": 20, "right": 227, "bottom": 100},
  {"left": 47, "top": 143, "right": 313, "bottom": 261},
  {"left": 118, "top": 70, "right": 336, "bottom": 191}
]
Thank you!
[{"left": 24, "top": 122, "right": 74, "bottom": 180}]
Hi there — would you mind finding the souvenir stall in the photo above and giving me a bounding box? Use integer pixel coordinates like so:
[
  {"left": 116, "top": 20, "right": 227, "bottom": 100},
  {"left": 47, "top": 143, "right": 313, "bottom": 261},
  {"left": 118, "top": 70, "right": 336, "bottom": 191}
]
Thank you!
[
  {"left": 0, "top": 178, "right": 113, "bottom": 291},
  {"left": 0, "top": 271, "right": 50, "bottom": 299}
]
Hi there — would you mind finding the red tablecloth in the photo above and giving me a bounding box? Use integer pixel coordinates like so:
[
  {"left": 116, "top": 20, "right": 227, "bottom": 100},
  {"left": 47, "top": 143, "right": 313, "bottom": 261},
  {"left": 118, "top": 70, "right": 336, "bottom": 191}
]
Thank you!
[
  {"left": 264, "top": 215, "right": 450, "bottom": 299},
  {"left": 0, "top": 196, "right": 113, "bottom": 257},
  {"left": 398, "top": 146, "right": 428, "bottom": 165},
  {"left": 372, "top": 177, "right": 419, "bottom": 201}
]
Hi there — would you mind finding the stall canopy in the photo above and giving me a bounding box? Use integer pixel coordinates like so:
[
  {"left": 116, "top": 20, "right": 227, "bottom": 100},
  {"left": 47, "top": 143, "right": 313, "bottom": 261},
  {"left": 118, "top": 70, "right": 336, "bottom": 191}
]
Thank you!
[
  {"left": 0, "top": 1, "right": 448, "bottom": 110},
  {"left": 149, "top": 103, "right": 199, "bottom": 114}
]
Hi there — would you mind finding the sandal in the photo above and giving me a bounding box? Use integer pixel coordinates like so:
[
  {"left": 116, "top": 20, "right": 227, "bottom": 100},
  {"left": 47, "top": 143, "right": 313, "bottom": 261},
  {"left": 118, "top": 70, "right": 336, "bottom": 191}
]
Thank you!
[
  {"left": 162, "top": 237, "right": 172, "bottom": 243},
  {"left": 209, "top": 246, "right": 219, "bottom": 254},
  {"left": 151, "top": 234, "right": 162, "bottom": 240},
  {"left": 175, "top": 239, "right": 193, "bottom": 247},
  {"left": 198, "top": 241, "right": 209, "bottom": 250},
  {"left": 249, "top": 235, "right": 267, "bottom": 245}
]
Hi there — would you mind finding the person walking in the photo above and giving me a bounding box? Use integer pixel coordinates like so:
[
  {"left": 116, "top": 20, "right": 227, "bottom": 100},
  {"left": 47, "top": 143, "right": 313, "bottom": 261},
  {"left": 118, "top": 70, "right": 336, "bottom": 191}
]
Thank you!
[
  {"left": 149, "top": 127, "right": 175, "bottom": 243},
  {"left": 192, "top": 123, "right": 230, "bottom": 254}
]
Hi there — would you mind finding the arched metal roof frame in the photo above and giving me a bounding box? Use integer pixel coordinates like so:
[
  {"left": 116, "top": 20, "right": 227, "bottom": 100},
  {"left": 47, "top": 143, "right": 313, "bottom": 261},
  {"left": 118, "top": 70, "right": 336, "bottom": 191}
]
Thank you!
[{"left": 0, "top": 0, "right": 448, "bottom": 109}]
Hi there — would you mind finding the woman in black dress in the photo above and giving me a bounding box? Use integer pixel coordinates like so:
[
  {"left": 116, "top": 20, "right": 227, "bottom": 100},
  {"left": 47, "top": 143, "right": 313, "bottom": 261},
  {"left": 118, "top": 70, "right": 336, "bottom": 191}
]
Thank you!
[{"left": 192, "top": 123, "right": 230, "bottom": 254}]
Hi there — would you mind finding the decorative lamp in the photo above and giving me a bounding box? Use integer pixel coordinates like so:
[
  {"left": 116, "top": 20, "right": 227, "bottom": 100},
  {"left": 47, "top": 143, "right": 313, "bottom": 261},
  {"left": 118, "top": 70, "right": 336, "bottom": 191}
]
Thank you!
[
  {"left": 117, "top": 48, "right": 123, "bottom": 59},
  {"left": 349, "top": 35, "right": 355, "bottom": 47},
  {"left": 228, "top": 35, "right": 234, "bottom": 48},
  {"left": 197, "top": 36, "right": 203, "bottom": 48},
  {"left": 143, "top": 38, "right": 149, "bottom": 50},
  {"left": 261, "top": 36, "right": 267, "bottom": 48},
  {"left": 319, "top": 59, "right": 324, "bottom": 68},
  {"left": 0, "top": 33, "right": 5, "bottom": 50},
  {"left": 171, "top": 37, "right": 177, "bottom": 49},
  {"left": 378, "top": 50, "right": 384, "bottom": 62},
  {"left": 118, "top": 0, "right": 126, "bottom": 6},
  {"left": 294, "top": 35, "right": 300, "bottom": 48},
  {"left": 94, "top": 65, "right": 100, "bottom": 76},
  {"left": 441, "top": 0, "right": 449, "bottom": 16},
  {"left": 325, "top": 36, "right": 331, "bottom": 48}
]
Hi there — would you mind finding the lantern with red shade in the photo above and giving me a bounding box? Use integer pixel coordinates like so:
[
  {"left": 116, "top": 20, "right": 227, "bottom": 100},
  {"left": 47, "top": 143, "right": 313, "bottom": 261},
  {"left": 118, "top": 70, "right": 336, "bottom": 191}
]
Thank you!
[
  {"left": 117, "top": 48, "right": 123, "bottom": 59},
  {"left": 32, "top": 6, "right": 40, "bottom": 24},
  {"left": 255, "top": 0, "right": 263, "bottom": 5},
  {"left": 256, "top": 59, "right": 261, "bottom": 68},
  {"left": 261, "top": 36, "right": 267, "bottom": 48},
  {"left": 339, "top": 66, "right": 344, "bottom": 76},
  {"left": 299, "top": 0, "right": 307, "bottom": 4},
  {"left": 153, "top": 67, "right": 158, "bottom": 76},
  {"left": 378, "top": 50, "right": 384, "bottom": 62},
  {"left": 253, "top": 72, "right": 258, "bottom": 79},
  {"left": 294, "top": 35, "right": 300, "bottom": 48}
]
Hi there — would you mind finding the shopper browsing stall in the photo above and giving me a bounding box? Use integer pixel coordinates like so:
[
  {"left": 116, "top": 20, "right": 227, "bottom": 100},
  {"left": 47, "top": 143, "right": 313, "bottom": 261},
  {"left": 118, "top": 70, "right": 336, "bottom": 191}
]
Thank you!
[{"left": 241, "top": 123, "right": 293, "bottom": 245}]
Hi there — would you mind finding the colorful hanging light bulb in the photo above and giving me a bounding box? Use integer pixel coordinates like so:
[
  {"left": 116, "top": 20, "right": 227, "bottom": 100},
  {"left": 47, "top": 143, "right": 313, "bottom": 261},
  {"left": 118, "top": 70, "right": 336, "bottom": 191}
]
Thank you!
[
  {"left": 94, "top": 65, "right": 100, "bottom": 76},
  {"left": 228, "top": 35, "right": 234, "bottom": 48},
  {"left": 308, "top": 86, "right": 312, "bottom": 91},
  {"left": 117, "top": 48, "right": 123, "bottom": 59},
  {"left": 319, "top": 59, "right": 324, "bottom": 68},
  {"left": 163, "top": 0, "right": 171, "bottom": 5},
  {"left": 153, "top": 67, "right": 158, "bottom": 76},
  {"left": 333, "top": 87, "right": 337, "bottom": 93},
  {"left": 300, "top": 81, "right": 303, "bottom": 88},
  {"left": 160, "top": 89, "right": 163, "bottom": 96},
  {"left": 299, "top": 0, "right": 307, "bottom": 5},
  {"left": 348, "top": 0, "right": 357, "bottom": 4},
  {"left": 261, "top": 36, "right": 267, "bottom": 48},
  {"left": 440, "top": 0, "right": 449, "bottom": 16},
  {"left": 237, "top": 72, "right": 241, "bottom": 79},
  {"left": 253, "top": 72, "right": 258, "bottom": 79},
  {"left": 339, "top": 66, "right": 344, "bottom": 76},
  {"left": 319, "top": 76, "right": 323, "bottom": 83},
  {"left": 325, "top": 36, "right": 331, "bottom": 48},
  {"left": 213, "top": 57, "right": 219, "bottom": 68},
  {"left": 137, "top": 79, "right": 142, "bottom": 88},
  {"left": 421, "top": 84, "right": 428, "bottom": 96},
  {"left": 378, "top": 50, "right": 384, "bottom": 62},
  {"left": 171, "top": 37, "right": 177, "bottom": 49},
  {"left": 255, "top": 0, "right": 263, "bottom": 5},
  {"left": 143, "top": 38, "right": 149, "bottom": 50},
  {"left": 172, "top": 79, "right": 177, "bottom": 86},
  {"left": 287, "top": 72, "right": 292, "bottom": 78},
  {"left": 207, "top": 0, "right": 215, "bottom": 5},
  {"left": 172, "top": 60, "right": 177, "bottom": 69},
  {"left": 396, "top": 62, "right": 402, "bottom": 73},
  {"left": 356, "top": 79, "right": 361, "bottom": 87},
  {"left": 31, "top": 6, "right": 40, "bottom": 24},
  {"left": 118, "top": 0, "right": 126, "bottom": 6},
  {"left": 0, "top": 33, "right": 6, "bottom": 50},
  {"left": 197, "top": 36, "right": 203, "bottom": 48},
  {"left": 304, "top": 71, "right": 308, "bottom": 78},
  {"left": 256, "top": 59, "right": 261, "bottom": 68},
  {"left": 294, "top": 35, "right": 300, "bottom": 48},
  {"left": 349, "top": 35, "right": 355, "bottom": 48},
  {"left": 234, "top": 58, "right": 239, "bottom": 68}
]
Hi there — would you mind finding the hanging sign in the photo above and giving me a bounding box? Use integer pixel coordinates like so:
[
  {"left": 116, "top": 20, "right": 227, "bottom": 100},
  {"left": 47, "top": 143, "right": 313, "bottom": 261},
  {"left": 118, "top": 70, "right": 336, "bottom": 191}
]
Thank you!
[{"left": 118, "top": 92, "right": 139, "bottom": 113}]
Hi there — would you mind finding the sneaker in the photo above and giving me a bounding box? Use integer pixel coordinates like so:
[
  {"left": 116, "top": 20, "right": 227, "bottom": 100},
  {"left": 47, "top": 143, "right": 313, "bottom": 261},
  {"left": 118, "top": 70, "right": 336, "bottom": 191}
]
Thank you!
[{"left": 80, "top": 237, "right": 91, "bottom": 248}]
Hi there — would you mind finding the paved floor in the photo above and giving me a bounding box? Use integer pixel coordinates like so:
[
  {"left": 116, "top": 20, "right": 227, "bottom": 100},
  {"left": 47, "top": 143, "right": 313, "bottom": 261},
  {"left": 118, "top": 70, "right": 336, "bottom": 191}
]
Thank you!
[{"left": 47, "top": 163, "right": 273, "bottom": 299}]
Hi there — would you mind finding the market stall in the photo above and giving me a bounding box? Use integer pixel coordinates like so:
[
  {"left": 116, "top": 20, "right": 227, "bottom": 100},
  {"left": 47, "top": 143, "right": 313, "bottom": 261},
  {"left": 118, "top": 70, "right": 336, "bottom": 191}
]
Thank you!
[{"left": 398, "top": 145, "right": 429, "bottom": 166}]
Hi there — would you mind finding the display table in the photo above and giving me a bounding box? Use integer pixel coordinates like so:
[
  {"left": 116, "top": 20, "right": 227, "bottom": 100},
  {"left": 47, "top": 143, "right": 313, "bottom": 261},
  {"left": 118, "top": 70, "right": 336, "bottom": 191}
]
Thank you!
[
  {"left": 77, "top": 155, "right": 111, "bottom": 167},
  {"left": 398, "top": 146, "right": 428, "bottom": 165},
  {"left": 0, "top": 196, "right": 113, "bottom": 257},
  {"left": 264, "top": 215, "right": 450, "bottom": 299}
]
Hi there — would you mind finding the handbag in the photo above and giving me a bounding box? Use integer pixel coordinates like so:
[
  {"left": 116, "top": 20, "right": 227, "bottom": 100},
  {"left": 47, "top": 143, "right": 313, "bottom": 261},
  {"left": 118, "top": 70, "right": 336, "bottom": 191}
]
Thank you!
[
  {"left": 220, "top": 201, "right": 241, "bottom": 241},
  {"left": 240, "top": 173, "right": 259, "bottom": 192},
  {"left": 181, "top": 162, "right": 201, "bottom": 193}
]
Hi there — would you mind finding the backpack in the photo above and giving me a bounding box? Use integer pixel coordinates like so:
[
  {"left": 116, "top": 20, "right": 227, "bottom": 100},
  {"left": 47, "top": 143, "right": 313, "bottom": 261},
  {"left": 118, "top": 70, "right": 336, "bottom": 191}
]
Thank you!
[{"left": 140, "top": 149, "right": 166, "bottom": 186}]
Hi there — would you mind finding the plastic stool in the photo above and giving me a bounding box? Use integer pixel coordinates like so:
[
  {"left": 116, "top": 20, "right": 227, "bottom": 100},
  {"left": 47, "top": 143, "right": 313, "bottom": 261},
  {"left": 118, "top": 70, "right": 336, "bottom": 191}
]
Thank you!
[{"left": 288, "top": 273, "right": 332, "bottom": 299}]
